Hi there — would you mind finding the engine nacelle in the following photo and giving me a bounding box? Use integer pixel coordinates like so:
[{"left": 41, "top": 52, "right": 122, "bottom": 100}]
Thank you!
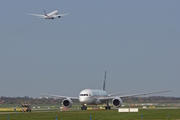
[
  {"left": 62, "top": 98, "right": 73, "bottom": 108},
  {"left": 112, "top": 97, "right": 123, "bottom": 107}
]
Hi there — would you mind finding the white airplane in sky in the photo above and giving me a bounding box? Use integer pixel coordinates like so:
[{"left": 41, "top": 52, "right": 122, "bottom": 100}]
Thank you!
[
  {"left": 27, "top": 10, "right": 69, "bottom": 19},
  {"left": 37, "top": 71, "right": 171, "bottom": 110}
]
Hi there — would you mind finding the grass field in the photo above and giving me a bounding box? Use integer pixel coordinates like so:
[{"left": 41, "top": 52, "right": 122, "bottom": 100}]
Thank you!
[{"left": 0, "top": 109, "right": 180, "bottom": 120}]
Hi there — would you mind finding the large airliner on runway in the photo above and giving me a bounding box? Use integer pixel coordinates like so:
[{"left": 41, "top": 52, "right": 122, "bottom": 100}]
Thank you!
[
  {"left": 27, "top": 10, "right": 69, "bottom": 19},
  {"left": 37, "top": 71, "right": 171, "bottom": 110}
]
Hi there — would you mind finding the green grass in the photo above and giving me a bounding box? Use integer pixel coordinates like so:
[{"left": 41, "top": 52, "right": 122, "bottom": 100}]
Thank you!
[{"left": 0, "top": 109, "right": 180, "bottom": 120}]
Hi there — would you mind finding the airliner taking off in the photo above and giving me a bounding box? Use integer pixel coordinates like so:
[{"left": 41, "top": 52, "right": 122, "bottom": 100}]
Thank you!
[
  {"left": 37, "top": 71, "right": 171, "bottom": 110},
  {"left": 27, "top": 10, "right": 69, "bottom": 19}
]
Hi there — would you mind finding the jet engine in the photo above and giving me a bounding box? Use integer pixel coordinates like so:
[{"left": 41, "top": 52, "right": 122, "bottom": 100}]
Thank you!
[
  {"left": 62, "top": 98, "right": 73, "bottom": 108},
  {"left": 112, "top": 97, "right": 123, "bottom": 107}
]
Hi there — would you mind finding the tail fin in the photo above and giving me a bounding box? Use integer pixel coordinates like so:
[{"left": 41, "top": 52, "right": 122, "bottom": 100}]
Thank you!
[
  {"left": 103, "top": 71, "right": 106, "bottom": 91},
  {"left": 44, "top": 10, "right": 47, "bottom": 16}
]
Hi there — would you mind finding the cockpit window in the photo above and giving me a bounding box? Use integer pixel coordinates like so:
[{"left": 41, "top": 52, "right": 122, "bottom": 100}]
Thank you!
[{"left": 79, "top": 94, "right": 90, "bottom": 96}]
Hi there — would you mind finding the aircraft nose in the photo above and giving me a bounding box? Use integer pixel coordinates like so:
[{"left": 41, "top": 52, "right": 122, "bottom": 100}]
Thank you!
[
  {"left": 79, "top": 97, "right": 84, "bottom": 102},
  {"left": 79, "top": 97, "right": 88, "bottom": 103},
  {"left": 79, "top": 97, "right": 93, "bottom": 104}
]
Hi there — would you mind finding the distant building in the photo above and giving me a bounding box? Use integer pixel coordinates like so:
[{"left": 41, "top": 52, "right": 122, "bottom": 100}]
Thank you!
[{"left": 0, "top": 99, "right": 4, "bottom": 103}]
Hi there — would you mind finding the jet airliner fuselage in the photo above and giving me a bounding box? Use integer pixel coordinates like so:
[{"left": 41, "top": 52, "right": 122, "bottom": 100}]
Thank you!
[
  {"left": 79, "top": 89, "right": 107, "bottom": 104},
  {"left": 44, "top": 10, "right": 59, "bottom": 19}
]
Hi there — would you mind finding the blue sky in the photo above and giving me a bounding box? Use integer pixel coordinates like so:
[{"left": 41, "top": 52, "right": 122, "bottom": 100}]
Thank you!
[{"left": 0, "top": 1, "right": 180, "bottom": 97}]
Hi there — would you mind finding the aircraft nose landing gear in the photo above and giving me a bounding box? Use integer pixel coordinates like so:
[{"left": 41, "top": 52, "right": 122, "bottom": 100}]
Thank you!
[{"left": 81, "top": 104, "right": 87, "bottom": 110}]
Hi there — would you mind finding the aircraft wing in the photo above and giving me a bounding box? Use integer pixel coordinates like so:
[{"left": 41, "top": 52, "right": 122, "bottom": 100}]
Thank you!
[
  {"left": 27, "top": 13, "right": 45, "bottom": 18},
  {"left": 55, "top": 13, "right": 69, "bottom": 18},
  {"left": 99, "top": 90, "right": 172, "bottom": 101},
  {"left": 108, "top": 91, "right": 129, "bottom": 96},
  {"left": 36, "top": 93, "right": 79, "bottom": 100}
]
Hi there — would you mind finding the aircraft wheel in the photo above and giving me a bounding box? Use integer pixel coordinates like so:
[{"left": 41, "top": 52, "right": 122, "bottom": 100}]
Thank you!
[
  {"left": 105, "top": 106, "right": 111, "bottom": 110},
  {"left": 81, "top": 106, "right": 87, "bottom": 110}
]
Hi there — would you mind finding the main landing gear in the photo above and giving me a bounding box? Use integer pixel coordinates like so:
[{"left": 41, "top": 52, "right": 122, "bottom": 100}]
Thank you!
[
  {"left": 81, "top": 104, "right": 87, "bottom": 110},
  {"left": 81, "top": 102, "right": 111, "bottom": 110},
  {"left": 105, "top": 101, "right": 111, "bottom": 110}
]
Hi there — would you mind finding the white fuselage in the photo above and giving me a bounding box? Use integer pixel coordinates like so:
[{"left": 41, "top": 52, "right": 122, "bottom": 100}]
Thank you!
[
  {"left": 45, "top": 10, "right": 58, "bottom": 19},
  {"left": 79, "top": 89, "right": 108, "bottom": 105}
]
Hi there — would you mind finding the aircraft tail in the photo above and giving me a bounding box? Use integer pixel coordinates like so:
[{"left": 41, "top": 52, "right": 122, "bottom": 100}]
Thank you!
[
  {"left": 103, "top": 71, "right": 106, "bottom": 91},
  {"left": 44, "top": 10, "right": 47, "bottom": 16}
]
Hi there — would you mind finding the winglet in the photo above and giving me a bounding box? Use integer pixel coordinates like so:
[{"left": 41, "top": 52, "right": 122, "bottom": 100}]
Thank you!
[{"left": 103, "top": 71, "right": 106, "bottom": 91}]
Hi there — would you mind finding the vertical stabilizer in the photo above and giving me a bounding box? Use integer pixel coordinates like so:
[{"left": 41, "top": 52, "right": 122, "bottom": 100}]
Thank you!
[
  {"left": 103, "top": 71, "right": 106, "bottom": 91},
  {"left": 44, "top": 10, "right": 47, "bottom": 16}
]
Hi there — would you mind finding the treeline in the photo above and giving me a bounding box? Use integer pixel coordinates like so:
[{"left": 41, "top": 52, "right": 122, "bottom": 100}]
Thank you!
[
  {"left": 122, "top": 96, "right": 180, "bottom": 104},
  {"left": 0, "top": 96, "right": 78, "bottom": 104},
  {"left": 0, "top": 96, "right": 180, "bottom": 104}
]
